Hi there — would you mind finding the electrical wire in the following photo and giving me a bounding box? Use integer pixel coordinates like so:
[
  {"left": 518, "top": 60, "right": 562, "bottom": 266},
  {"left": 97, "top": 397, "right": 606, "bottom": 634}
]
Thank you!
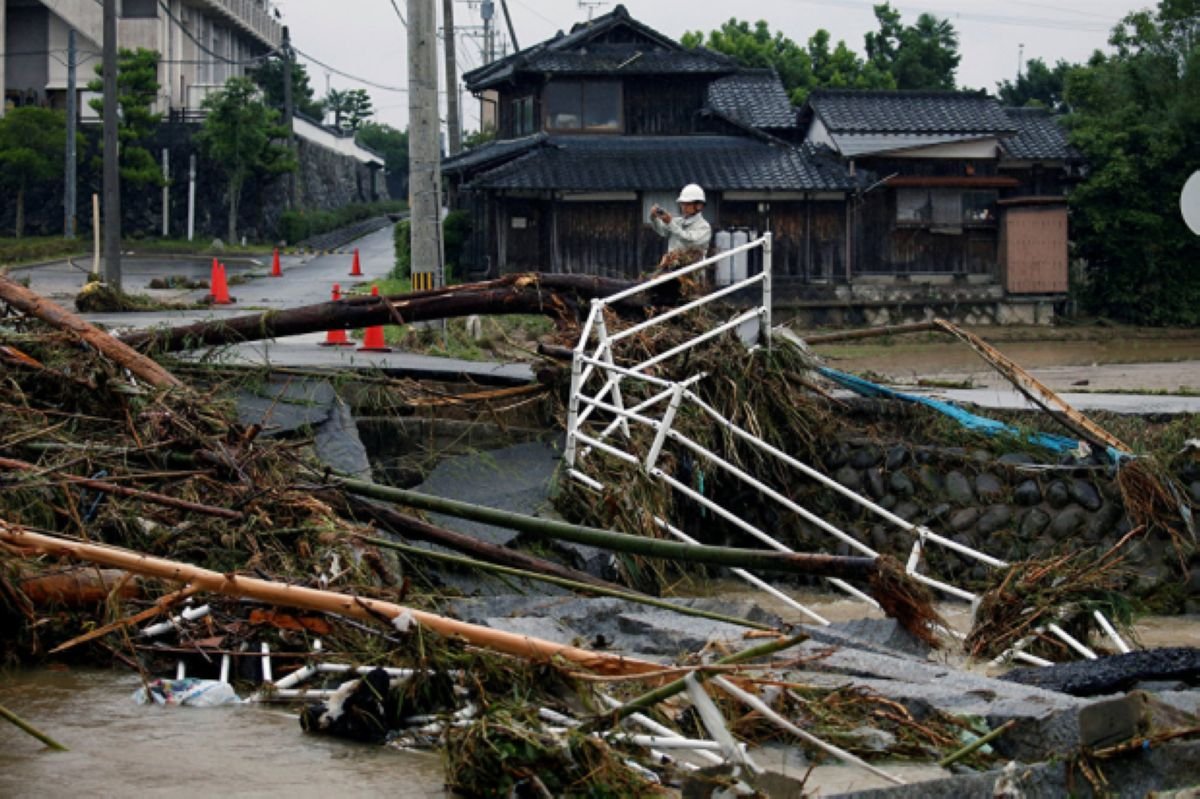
[
  {"left": 292, "top": 46, "right": 409, "bottom": 93},
  {"left": 387, "top": 0, "right": 408, "bottom": 28},
  {"left": 157, "top": 0, "right": 279, "bottom": 65}
]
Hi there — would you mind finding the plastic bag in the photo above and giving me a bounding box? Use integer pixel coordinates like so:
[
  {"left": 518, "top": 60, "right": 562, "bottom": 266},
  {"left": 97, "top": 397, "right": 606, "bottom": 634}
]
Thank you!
[{"left": 132, "top": 678, "right": 240, "bottom": 707}]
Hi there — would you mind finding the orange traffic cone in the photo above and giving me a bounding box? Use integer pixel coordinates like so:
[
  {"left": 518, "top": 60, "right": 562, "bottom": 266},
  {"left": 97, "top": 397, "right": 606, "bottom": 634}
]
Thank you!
[
  {"left": 357, "top": 285, "right": 391, "bottom": 352},
  {"left": 349, "top": 248, "right": 363, "bottom": 277},
  {"left": 319, "top": 284, "right": 355, "bottom": 347},
  {"left": 210, "top": 258, "right": 232, "bottom": 304},
  {"left": 270, "top": 248, "right": 282, "bottom": 277}
]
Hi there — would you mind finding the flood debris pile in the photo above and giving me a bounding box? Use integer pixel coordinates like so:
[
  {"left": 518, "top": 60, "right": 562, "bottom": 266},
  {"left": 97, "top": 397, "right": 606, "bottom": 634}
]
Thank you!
[{"left": 3, "top": 269, "right": 1200, "bottom": 797}]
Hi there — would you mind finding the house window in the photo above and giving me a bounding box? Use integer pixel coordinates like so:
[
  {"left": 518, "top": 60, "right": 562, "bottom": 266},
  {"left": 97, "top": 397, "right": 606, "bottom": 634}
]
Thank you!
[
  {"left": 122, "top": 0, "right": 158, "bottom": 17},
  {"left": 896, "top": 188, "right": 997, "bottom": 226},
  {"left": 512, "top": 96, "right": 535, "bottom": 136},
  {"left": 543, "top": 81, "right": 622, "bottom": 132}
]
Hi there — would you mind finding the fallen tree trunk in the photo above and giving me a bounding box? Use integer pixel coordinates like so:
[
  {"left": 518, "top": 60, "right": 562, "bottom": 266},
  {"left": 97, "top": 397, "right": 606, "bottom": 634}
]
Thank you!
[
  {"left": 16, "top": 567, "right": 140, "bottom": 608},
  {"left": 0, "top": 275, "right": 182, "bottom": 389},
  {"left": 121, "top": 273, "right": 656, "bottom": 355},
  {"left": 0, "top": 521, "right": 663, "bottom": 676},
  {"left": 344, "top": 495, "right": 625, "bottom": 593}
]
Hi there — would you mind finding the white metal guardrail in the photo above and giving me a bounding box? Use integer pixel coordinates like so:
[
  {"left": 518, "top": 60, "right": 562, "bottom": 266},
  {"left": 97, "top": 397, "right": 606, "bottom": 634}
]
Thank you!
[{"left": 564, "top": 234, "right": 1128, "bottom": 660}]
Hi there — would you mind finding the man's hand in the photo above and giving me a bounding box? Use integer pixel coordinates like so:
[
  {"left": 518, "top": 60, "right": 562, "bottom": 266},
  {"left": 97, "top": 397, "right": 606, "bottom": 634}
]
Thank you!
[{"left": 657, "top": 209, "right": 673, "bottom": 224}]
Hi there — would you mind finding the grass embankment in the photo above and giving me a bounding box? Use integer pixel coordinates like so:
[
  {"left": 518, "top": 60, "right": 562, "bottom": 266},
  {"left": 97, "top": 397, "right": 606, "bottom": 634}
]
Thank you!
[{"left": 0, "top": 236, "right": 272, "bottom": 270}]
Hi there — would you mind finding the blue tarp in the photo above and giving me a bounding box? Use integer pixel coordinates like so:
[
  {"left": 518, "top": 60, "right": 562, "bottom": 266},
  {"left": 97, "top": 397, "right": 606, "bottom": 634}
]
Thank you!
[{"left": 818, "top": 366, "right": 1087, "bottom": 455}]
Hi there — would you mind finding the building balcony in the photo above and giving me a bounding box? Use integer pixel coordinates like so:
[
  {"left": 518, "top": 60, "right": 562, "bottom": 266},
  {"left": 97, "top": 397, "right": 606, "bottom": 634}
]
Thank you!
[{"left": 198, "top": 0, "right": 282, "bottom": 50}]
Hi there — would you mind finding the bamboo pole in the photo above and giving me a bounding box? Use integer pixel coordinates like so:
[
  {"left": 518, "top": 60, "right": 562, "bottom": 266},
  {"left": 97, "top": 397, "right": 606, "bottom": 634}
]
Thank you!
[
  {"left": 360, "top": 535, "right": 775, "bottom": 632},
  {"left": 0, "top": 703, "right": 69, "bottom": 751},
  {"left": 587, "top": 634, "right": 807, "bottom": 731},
  {"left": 0, "top": 456, "right": 243, "bottom": 520},
  {"left": 0, "top": 523, "right": 661, "bottom": 676},
  {"left": 0, "top": 275, "right": 181, "bottom": 389},
  {"left": 938, "top": 719, "right": 1016, "bottom": 767},
  {"left": 333, "top": 477, "right": 881, "bottom": 579}
]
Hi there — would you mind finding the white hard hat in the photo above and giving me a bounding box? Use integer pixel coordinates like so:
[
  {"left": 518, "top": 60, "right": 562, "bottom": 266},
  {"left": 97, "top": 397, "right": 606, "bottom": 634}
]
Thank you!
[{"left": 677, "top": 183, "right": 706, "bottom": 204}]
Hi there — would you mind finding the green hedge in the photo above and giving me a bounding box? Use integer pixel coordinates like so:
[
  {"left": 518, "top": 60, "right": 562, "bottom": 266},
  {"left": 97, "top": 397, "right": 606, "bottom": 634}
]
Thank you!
[
  {"left": 391, "top": 210, "right": 472, "bottom": 282},
  {"left": 279, "top": 199, "right": 407, "bottom": 245}
]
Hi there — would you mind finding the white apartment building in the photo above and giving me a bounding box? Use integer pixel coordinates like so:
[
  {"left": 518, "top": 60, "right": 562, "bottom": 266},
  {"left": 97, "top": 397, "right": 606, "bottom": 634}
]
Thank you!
[{"left": 2, "top": 0, "right": 282, "bottom": 118}]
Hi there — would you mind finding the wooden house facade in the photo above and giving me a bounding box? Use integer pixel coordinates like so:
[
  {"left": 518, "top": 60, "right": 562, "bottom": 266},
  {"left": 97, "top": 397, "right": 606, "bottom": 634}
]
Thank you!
[{"left": 444, "top": 6, "right": 1081, "bottom": 322}]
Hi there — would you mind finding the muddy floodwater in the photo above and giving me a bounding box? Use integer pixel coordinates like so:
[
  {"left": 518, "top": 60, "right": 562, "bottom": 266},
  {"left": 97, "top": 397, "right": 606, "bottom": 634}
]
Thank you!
[{"left": 0, "top": 669, "right": 447, "bottom": 799}]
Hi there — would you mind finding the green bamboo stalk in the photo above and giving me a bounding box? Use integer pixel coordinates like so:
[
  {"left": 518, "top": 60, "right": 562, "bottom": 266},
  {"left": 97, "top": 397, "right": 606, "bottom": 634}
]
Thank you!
[
  {"left": 360, "top": 534, "right": 774, "bottom": 631},
  {"left": 0, "top": 703, "right": 68, "bottom": 751},
  {"left": 938, "top": 719, "right": 1016, "bottom": 768},
  {"left": 585, "top": 633, "right": 809, "bottom": 731},
  {"left": 333, "top": 476, "right": 877, "bottom": 578}
]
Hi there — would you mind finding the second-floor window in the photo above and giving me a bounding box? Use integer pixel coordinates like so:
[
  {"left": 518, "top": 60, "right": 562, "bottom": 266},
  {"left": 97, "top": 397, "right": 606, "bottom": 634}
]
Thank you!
[
  {"left": 896, "top": 188, "right": 997, "bottom": 227},
  {"left": 512, "top": 96, "right": 536, "bottom": 136},
  {"left": 543, "top": 81, "right": 622, "bottom": 133}
]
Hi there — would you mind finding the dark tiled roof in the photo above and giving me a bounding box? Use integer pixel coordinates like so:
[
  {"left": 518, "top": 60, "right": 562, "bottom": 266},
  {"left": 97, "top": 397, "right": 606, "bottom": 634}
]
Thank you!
[
  {"left": 465, "top": 136, "right": 857, "bottom": 192},
  {"left": 442, "top": 134, "right": 547, "bottom": 175},
  {"left": 463, "top": 4, "right": 733, "bottom": 90},
  {"left": 1001, "top": 107, "right": 1079, "bottom": 161},
  {"left": 706, "top": 71, "right": 797, "bottom": 129},
  {"left": 808, "top": 89, "right": 1016, "bottom": 134}
]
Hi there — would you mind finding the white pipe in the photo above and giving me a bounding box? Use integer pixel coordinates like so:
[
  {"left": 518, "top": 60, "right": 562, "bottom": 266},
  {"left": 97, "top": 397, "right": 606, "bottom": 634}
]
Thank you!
[
  {"left": 175, "top": 660, "right": 186, "bottom": 680},
  {"left": 599, "top": 693, "right": 725, "bottom": 766},
  {"left": 584, "top": 373, "right": 707, "bottom": 459},
  {"left": 716, "top": 678, "right": 905, "bottom": 785},
  {"left": 181, "top": 604, "right": 210, "bottom": 621},
  {"left": 568, "top": 469, "right": 604, "bottom": 490},
  {"left": 219, "top": 654, "right": 231, "bottom": 684},
  {"left": 1093, "top": 610, "right": 1131, "bottom": 654},
  {"left": 609, "top": 734, "right": 729, "bottom": 751},
  {"left": 1047, "top": 623, "right": 1098, "bottom": 660},
  {"left": 260, "top": 642, "right": 273, "bottom": 684},
  {"left": 598, "top": 236, "right": 766, "bottom": 306},
  {"left": 609, "top": 272, "right": 766, "bottom": 344},
  {"left": 654, "top": 517, "right": 831, "bottom": 626},
  {"left": 632, "top": 309, "right": 761, "bottom": 374},
  {"left": 272, "top": 664, "right": 317, "bottom": 690},
  {"left": 572, "top": 432, "right": 639, "bottom": 465},
  {"left": 909, "top": 571, "right": 977, "bottom": 602},
  {"left": 577, "top": 353, "right": 674, "bottom": 388},
  {"left": 685, "top": 388, "right": 1008, "bottom": 570}
]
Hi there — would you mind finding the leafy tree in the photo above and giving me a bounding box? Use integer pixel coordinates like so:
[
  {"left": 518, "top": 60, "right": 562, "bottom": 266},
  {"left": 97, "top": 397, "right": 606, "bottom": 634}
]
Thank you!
[
  {"left": 461, "top": 128, "right": 496, "bottom": 150},
  {"left": 87, "top": 47, "right": 162, "bottom": 186},
  {"left": 682, "top": 19, "right": 892, "bottom": 105},
  {"left": 0, "top": 107, "right": 66, "bottom": 237},
  {"left": 997, "top": 57, "right": 1075, "bottom": 111},
  {"left": 355, "top": 122, "right": 407, "bottom": 175},
  {"left": 250, "top": 57, "right": 325, "bottom": 119},
  {"left": 865, "top": 3, "right": 960, "bottom": 90},
  {"left": 325, "top": 88, "right": 373, "bottom": 131},
  {"left": 1064, "top": 0, "right": 1200, "bottom": 324},
  {"left": 197, "top": 77, "right": 297, "bottom": 242}
]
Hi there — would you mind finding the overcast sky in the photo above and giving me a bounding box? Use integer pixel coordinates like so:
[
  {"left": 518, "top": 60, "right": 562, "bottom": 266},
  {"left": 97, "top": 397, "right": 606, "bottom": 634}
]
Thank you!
[{"left": 273, "top": 0, "right": 1144, "bottom": 132}]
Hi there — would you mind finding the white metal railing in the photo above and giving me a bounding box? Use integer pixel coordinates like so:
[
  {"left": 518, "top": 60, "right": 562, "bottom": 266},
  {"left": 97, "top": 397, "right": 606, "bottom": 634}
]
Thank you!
[{"left": 563, "top": 234, "right": 1129, "bottom": 661}]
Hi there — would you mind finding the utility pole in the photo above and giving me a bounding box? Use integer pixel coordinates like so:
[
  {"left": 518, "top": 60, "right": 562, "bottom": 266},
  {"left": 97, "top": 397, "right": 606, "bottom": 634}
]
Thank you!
[
  {"left": 282, "top": 26, "right": 297, "bottom": 208},
  {"left": 64, "top": 28, "right": 77, "bottom": 239},
  {"left": 102, "top": 0, "right": 121, "bottom": 288},
  {"left": 481, "top": 0, "right": 494, "bottom": 64},
  {"left": 442, "top": 0, "right": 461, "bottom": 156},
  {"left": 409, "top": 0, "right": 444, "bottom": 289},
  {"left": 499, "top": 0, "right": 519, "bottom": 51}
]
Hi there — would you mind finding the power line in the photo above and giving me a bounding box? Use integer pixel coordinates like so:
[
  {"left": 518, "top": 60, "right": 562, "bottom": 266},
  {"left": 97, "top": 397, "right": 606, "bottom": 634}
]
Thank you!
[
  {"left": 387, "top": 0, "right": 408, "bottom": 28},
  {"left": 292, "top": 46, "right": 409, "bottom": 92},
  {"left": 157, "top": 0, "right": 278, "bottom": 65}
]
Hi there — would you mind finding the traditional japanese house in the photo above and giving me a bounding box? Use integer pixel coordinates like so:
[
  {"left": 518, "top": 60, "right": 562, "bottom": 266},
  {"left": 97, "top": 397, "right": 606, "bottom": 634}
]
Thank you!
[
  {"left": 444, "top": 5, "right": 1081, "bottom": 324},
  {"left": 443, "top": 5, "right": 860, "bottom": 287}
]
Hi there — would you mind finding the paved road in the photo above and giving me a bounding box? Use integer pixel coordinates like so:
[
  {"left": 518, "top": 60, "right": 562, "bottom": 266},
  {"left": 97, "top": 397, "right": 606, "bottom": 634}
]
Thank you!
[{"left": 9, "top": 226, "right": 539, "bottom": 382}]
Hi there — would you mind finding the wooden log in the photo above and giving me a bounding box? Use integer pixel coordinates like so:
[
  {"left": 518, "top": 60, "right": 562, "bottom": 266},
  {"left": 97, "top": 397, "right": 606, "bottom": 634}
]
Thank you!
[
  {"left": 0, "top": 522, "right": 662, "bottom": 676},
  {"left": 344, "top": 495, "right": 625, "bottom": 592},
  {"left": 0, "top": 274, "right": 182, "bottom": 389},
  {"left": 119, "top": 273, "right": 660, "bottom": 354},
  {"left": 16, "top": 567, "right": 140, "bottom": 608},
  {"left": 0, "top": 455, "right": 244, "bottom": 520}
]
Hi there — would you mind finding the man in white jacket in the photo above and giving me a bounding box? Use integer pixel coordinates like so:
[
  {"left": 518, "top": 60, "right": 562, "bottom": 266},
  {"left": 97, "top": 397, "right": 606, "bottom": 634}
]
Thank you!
[{"left": 649, "top": 183, "right": 712, "bottom": 255}]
